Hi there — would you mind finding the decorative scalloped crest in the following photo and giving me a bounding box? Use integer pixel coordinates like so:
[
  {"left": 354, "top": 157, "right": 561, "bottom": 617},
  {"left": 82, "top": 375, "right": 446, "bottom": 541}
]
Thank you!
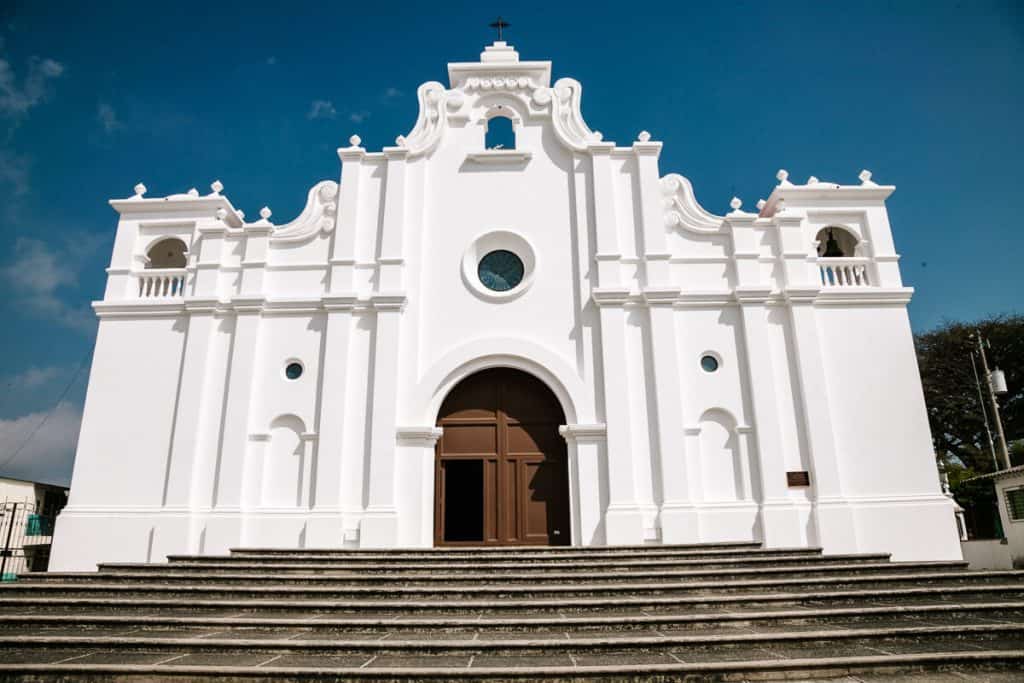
[
  {"left": 543, "top": 78, "right": 603, "bottom": 152},
  {"left": 398, "top": 81, "right": 450, "bottom": 157},
  {"left": 270, "top": 180, "right": 339, "bottom": 243},
  {"left": 660, "top": 174, "right": 724, "bottom": 234}
]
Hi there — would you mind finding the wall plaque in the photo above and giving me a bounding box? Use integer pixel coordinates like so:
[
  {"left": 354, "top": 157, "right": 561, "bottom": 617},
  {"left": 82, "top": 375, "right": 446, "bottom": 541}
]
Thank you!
[{"left": 786, "top": 471, "right": 811, "bottom": 487}]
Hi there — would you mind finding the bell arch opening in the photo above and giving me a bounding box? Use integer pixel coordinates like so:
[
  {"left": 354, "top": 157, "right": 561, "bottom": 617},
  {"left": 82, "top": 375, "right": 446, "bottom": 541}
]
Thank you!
[{"left": 434, "top": 366, "right": 570, "bottom": 547}]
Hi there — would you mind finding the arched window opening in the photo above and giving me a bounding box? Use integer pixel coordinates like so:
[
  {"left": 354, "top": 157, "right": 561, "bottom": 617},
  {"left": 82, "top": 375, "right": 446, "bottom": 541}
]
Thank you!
[
  {"left": 815, "top": 226, "right": 858, "bottom": 258},
  {"left": 147, "top": 238, "right": 187, "bottom": 269},
  {"left": 485, "top": 114, "right": 515, "bottom": 150}
]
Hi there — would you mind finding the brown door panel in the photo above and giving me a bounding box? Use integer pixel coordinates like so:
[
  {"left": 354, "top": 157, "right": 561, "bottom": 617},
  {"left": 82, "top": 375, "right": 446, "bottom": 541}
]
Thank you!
[{"left": 436, "top": 368, "right": 569, "bottom": 547}]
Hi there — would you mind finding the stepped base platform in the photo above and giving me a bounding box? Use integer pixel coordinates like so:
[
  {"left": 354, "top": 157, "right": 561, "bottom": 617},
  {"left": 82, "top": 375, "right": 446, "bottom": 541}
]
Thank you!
[{"left": 1, "top": 542, "right": 1022, "bottom": 681}]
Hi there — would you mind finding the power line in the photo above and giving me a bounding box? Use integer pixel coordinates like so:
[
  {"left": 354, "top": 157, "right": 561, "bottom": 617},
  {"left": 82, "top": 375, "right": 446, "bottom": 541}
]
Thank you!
[{"left": 0, "top": 351, "right": 90, "bottom": 472}]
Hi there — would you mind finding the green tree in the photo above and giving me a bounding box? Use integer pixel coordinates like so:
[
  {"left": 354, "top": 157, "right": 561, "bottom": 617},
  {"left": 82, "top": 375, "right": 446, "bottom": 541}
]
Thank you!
[{"left": 915, "top": 314, "right": 1022, "bottom": 537}]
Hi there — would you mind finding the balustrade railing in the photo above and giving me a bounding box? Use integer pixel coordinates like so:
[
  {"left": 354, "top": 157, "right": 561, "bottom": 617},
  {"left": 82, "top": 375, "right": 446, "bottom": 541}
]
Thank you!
[
  {"left": 136, "top": 269, "right": 186, "bottom": 298},
  {"left": 819, "top": 258, "right": 871, "bottom": 288}
]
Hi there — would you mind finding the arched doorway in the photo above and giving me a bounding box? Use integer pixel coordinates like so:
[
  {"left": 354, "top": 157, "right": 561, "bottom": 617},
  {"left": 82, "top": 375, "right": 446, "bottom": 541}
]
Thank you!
[{"left": 434, "top": 367, "right": 570, "bottom": 546}]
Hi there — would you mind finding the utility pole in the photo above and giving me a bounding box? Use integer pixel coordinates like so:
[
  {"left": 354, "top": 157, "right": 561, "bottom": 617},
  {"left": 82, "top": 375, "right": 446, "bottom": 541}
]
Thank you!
[
  {"left": 974, "top": 331, "right": 1011, "bottom": 470},
  {"left": 970, "top": 351, "right": 999, "bottom": 470}
]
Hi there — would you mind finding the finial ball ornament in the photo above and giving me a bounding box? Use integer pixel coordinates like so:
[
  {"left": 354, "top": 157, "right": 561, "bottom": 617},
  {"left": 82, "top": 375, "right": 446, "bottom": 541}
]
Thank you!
[
  {"left": 637, "top": 130, "right": 651, "bottom": 142},
  {"left": 133, "top": 182, "right": 147, "bottom": 196},
  {"left": 349, "top": 135, "right": 362, "bottom": 147},
  {"left": 756, "top": 199, "right": 767, "bottom": 210},
  {"left": 859, "top": 169, "right": 873, "bottom": 183},
  {"left": 260, "top": 206, "right": 272, "bottom": 220},
  {"left": 210, "top": 180, "right": 224, "bottom": 194},
  {"left": 776, "top": 169, "right": 789, "bottom": 182},
  {"left": 729, "top": 196, "right": 742, "bottom": 210}
]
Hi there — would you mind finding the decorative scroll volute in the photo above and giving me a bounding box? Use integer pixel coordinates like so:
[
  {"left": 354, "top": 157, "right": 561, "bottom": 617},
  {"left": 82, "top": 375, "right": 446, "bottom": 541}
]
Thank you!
[
  {"left": 270, "top": 180, "right": 340, "bottom": 243},
  {"left": 660, "top": 173, "right": 724, "bottom": 234}
]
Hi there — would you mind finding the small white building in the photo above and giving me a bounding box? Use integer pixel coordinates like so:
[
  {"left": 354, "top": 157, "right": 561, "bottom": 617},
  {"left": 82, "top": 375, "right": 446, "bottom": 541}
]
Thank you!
[{"left": 50, "top": 42, "right": 961, "bottom": 571}]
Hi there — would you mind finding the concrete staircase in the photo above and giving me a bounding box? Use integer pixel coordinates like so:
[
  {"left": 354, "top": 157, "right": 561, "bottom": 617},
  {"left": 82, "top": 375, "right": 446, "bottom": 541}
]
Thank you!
[{"left": 1, "top": 542, "right": 1023, "bottom": 681}]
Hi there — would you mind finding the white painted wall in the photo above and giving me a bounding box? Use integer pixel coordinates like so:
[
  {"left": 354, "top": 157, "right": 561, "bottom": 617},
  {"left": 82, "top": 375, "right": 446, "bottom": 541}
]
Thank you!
[{"left": 49, "top": 41, "right": 961, "bottom": 571}]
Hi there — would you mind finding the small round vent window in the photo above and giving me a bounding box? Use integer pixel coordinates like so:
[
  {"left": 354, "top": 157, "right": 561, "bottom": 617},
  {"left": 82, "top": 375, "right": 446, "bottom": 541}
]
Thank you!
[
  {"left": 700, "top": 355, "right": 719, "bottom": 373},
  {"left": 478, "top": 250, "right": 525, "bottom": 292},
  {"left": 285, "top": 362, "right": 304, "bottom": 380}
]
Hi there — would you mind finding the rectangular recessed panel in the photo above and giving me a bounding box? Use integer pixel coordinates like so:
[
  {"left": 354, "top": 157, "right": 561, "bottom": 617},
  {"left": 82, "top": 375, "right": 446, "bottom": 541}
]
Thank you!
[
  {"left": 506, "top": 423, "right": 560, "bottom": 455},
  {"left": 442, "top": 424, "right": 497, "bottom": 455},
  {"left": 523, "top": 459, "right": 561, "bottom": 542},
  {"left": 442, "top": 460, "right": 483, "bottom": 542}
]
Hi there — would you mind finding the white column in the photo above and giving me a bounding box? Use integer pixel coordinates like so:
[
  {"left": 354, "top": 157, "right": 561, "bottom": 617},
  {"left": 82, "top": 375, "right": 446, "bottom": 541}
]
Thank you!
[
  {"left": 736, "top": 296, "right": 803, "bottom": 547},
  {"left": 162, "top": 306, "right": 216, "bottom": 511},
  {"left": 212, "top": 303, "right": 263, "bottom": 511},
  {"left": 644, "top": 296, "right": 698, "bottom": 543},
  {"left": 560, "top": 424, "right": 608, "bottom": 546},
  {"left": 305, "top": 299, "right": 355, "bottom": 547},
  {"left": 360, "top": 299, "right": 406, "bottom": 547},
  {"left": 395, "top": 426, "right": 443, "bottom": 547},
  {"left": 592, "top": 294, "right": 645, "bottom": 544}
]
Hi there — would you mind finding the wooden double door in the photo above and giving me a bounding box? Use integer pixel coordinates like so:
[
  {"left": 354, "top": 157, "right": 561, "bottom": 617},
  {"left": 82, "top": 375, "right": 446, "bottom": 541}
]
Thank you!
[{"left": 434, "top": 367, "right": 570, "bottom": 546}]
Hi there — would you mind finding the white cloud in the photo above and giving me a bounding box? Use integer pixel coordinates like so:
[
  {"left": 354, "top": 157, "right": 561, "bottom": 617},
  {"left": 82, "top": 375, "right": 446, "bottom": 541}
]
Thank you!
[
  {"left": 0, "top": 236, "right": 104, "bottom": 334},
  {"left": 349, "top": 110, "right": 370, "bottom": 123},
  {"left": 0, "top": 147, "right": 29, "bottom": 195},
  {"left": 4, "top": 366, "right": 62, "bottom": 390},
  {"left": 96, "top": 102, "right": 120, "bottom": 133},
  {"left": 307, "top": 99, "right": 336, "bottom": 120},
  {"left": 0, "top": 55, "right": 64, "bottom": 118},
  {"left": 0, "top": 401, "right": 81, "bottom": 486}
]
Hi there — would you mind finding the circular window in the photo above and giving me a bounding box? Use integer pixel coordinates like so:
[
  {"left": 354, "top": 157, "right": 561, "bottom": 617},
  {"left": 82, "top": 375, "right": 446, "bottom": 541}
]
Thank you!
[
  {"left": 284, "top": 362, "right": 304, "bottom": 380},
  {"left": 700, "top": 355, "right": 719, "bottom": 373},
  {"left": 478, "top": 250, "right": 524, "bottom": 292},
  {"left": 461, "top": 230, "right": 537, "bottom": 302}
]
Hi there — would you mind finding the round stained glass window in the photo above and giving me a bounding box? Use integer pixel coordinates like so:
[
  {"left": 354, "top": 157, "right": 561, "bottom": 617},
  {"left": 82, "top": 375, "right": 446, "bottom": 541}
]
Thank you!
[
  {"left": 285, "top": 362, "right": 304, "bottom": 380},
  {"left": 478, "top": 250, "right": 525, "bottom": 292},
  {"left": 701, "top": 355, "right": 719, "bottom": 373}
]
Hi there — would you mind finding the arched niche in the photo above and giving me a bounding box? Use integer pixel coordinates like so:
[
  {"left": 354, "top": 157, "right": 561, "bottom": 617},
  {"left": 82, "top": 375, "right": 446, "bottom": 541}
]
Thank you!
[
  {"left": 146, "top": 237, "right": 187, "bottom": 269},
  {"left": 815, "top": 226, "right": 859, "bottom": 258},
  {"left": 698, "top": 409, "right": 753, "bottom": 502},
  {"left": 261, "top": 415, "right": 314, "bottom": 509}
]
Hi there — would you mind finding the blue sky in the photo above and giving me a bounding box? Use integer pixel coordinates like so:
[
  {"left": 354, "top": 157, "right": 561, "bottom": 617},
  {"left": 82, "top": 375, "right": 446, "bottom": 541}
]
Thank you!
[{"left": 0, "top": 0, "right": 1021, "bottom": 484}]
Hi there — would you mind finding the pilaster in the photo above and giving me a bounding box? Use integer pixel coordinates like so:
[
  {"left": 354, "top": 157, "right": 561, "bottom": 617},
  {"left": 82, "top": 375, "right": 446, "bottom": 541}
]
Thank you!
[
  {"left": 162, "top": 302, "right": 218, "bottom": 511},
  {"left": 330, "top": 145, "right": 365, "bottom": 293},
  {"left": 360, "top": 296, "right": 407, "bottom": 547},
  {"left": 643, "top": 291, "right": 697, "bottom": 543},
  {"left": 560, "top": 424, "right": 608, "bottom": 546},
  {"left": 395, "top": 426, "right": 443, "bottom": 547},
  {"left": 377, "top": 147, "right": 409, "bottom": 293},
  {"left": 633, "top": 139, "right": 671, "bottom": 286},
  {"left": 212, "top": 298, "right": 264, "bottom": 510},
  {"left": 591, "top": 289, "right": 644, "bottom": 545},
  {"left": 306, "top": 295, "right": 357, "bottom": 546}
]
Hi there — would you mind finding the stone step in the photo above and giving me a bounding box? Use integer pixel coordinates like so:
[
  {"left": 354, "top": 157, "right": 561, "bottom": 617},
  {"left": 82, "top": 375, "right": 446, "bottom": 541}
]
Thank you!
[
  {"left": 30, "top": 561, "right": 968, "bottom": 587},
  {"left": 3, "top": 584, "right": 1023, "bottom": 616},
  {"left": 102, "top": 552, "right": 891, "bottom": 574},
  {"left": 5, "top": 570, "right": 1020, "bottom": 601},
  {"left": 1, "top": 650, "right": 1021, "bottom": 682},
  {"left": 228, "top": 541, "right": 763, "bottom": 558},
  {"left": 1, "top": 601, "right": 1022, "bottom": 633},
  {"left": 192, "top": 546, "right": 824, "bottom": 565},
  {"left": 1, "top": 622, "right": 1021, "bottom": 658}
]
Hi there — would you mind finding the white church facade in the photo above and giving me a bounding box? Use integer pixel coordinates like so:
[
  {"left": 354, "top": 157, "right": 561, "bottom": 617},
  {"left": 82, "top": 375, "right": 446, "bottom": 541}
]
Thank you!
[{"left": 50, "top": 42, "right": 961, "bottom": 571}]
